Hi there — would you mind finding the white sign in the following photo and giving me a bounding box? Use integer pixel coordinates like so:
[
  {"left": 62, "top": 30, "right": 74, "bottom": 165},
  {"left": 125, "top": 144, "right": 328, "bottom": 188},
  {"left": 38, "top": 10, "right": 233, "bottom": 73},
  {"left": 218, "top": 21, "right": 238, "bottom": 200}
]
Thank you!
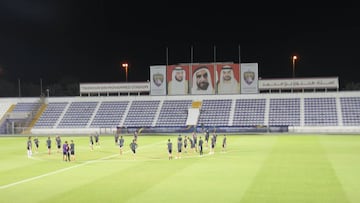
[
  {"left": 240, "top": 63, "right": 259, "bottom": 94},
  {"left": 259, "top": 77, "right": 339, "bottom": 90},
  {"left": 150, "top": 65, "right": 167, "bottom": 95},
  {"left": 80, "top": 82, "right": 150, "bottom": 93}
]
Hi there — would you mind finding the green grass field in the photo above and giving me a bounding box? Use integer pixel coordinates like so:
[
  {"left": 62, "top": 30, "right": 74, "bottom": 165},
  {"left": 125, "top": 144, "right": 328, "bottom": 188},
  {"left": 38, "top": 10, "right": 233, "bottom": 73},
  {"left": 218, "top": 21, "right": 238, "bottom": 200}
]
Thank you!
[{"left": 1, "top": 134, "right": 360, "bottom": 203}]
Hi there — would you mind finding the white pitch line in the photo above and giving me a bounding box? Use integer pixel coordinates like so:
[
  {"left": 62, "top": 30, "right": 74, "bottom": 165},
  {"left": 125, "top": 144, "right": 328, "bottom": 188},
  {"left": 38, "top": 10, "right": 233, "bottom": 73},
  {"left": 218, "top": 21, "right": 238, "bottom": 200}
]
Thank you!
[
  {"left": 0, "top": 140, "right": 163, "bottom": 190},
  {"left": 0, "top": 153, "right": 118, "bottom": 190},
  {"left": 0, "top": 162, "right": 83, "bottom": 190}
]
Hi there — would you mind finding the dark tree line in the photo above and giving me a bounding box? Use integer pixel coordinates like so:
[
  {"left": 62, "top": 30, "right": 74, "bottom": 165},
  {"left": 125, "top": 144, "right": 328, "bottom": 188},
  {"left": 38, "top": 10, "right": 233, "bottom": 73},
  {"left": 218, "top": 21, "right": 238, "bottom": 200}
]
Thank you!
[
  {"left": 0, "top": 79, "right": 79, "bottom": 97},
  {"left": 344, "top": 82, "right": 360, "bottom": 90}
]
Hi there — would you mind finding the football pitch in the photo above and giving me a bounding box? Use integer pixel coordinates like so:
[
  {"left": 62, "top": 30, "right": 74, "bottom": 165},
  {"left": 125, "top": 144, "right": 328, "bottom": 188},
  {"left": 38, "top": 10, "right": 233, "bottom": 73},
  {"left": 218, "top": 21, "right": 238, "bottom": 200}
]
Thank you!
[{"left": 1, "top": 134, "right": 360, "bottom": 203}]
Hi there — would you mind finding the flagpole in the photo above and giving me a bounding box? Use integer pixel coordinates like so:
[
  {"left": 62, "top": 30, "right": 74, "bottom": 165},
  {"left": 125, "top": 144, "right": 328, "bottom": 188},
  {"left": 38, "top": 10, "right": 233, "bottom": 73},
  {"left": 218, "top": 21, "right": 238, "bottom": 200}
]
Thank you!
[
  {"left": 18, "top": 78, "right": 21, "bottom": 97},
  {"left": 214, "top": 45, "right": 216, "bottom": 63},
  {"left": 40, "top": 78, "right": 43, "bottom": 96},
  {"left": 166, "top": 47, "right": 169, "bottom": 66},
  {"left": 191, "top": 45, "right": 194, "bottom": 64},
  {"left": 190, "top": 45, "right": 193, "bottom": 94},
  {"left": 238, "top": 44, "right": 241, "bottom": 94},
  {"left": 238, "top": 44, "right": 241, "bottom": 64},
  {"left": 213, "top": 45, "right": 217, "bottom": 94}
]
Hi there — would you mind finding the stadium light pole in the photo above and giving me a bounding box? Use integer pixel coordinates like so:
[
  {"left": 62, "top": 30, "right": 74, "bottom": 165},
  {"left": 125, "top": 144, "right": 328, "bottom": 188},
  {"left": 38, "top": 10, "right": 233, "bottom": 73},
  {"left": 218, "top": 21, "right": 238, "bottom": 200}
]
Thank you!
[
  {"left": 18, "top": 78, "right": 21, "bottom": 97},
  {"left": 122, "top": 63, "right": 129, "bottom": 82},
  {"left": 292, "top": 55, "right": 297, "bottom": 78}
]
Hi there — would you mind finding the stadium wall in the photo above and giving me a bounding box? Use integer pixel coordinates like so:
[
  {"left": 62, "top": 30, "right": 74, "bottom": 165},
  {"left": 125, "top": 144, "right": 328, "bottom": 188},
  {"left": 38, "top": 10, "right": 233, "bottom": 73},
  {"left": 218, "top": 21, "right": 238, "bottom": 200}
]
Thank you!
[{"left": 1, "top": 91, "right": 360, "bottom": 135}]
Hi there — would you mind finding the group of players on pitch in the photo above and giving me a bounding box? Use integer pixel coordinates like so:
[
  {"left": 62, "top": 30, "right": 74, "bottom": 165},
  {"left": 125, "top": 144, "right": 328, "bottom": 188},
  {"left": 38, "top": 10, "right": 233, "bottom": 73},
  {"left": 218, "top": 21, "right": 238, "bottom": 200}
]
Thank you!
[
  {"left": 26, "top": 129, "right": 227, "bottom": 161},
  {"left": 114, "top": 129, "right": 227, "bottom": 160},
  {"left": 166, "top": 130, "right": 227, "bottom": 160},
  {"left": 26, "top": 135, "right": 76, "bottom": 162}
]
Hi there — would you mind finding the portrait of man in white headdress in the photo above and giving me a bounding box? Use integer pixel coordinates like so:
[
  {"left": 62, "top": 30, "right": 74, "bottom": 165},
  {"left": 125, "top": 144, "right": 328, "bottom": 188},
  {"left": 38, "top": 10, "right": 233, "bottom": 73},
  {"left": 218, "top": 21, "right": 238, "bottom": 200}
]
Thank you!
[
  {"left": 191, "top": 65, "right": 214, "bottom": 95},
  {"left": 167, "top": 66, "right": 188, "bottom": 95},
  {"left": 217, "top": 65, "right": 240, "bottom": 94}
]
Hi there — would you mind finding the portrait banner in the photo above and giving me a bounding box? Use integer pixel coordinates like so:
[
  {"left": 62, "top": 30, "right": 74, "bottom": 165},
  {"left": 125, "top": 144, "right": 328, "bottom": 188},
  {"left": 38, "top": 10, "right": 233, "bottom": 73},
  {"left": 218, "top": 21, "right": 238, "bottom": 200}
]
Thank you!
[
  {"left": 216, "top": 63, "right": 240, "bottom": 94},
  {"left": 191, "top": 64, "right": 215, "bottom": 95},
  {"left": 150, "top": 65, "right": 166, "bottom": 95},
  {"left": 167, "top": 65, "right": 189, "bottom": 95},
  {"left": 240, "top": 63, "right": 258, "bottom": 94}
]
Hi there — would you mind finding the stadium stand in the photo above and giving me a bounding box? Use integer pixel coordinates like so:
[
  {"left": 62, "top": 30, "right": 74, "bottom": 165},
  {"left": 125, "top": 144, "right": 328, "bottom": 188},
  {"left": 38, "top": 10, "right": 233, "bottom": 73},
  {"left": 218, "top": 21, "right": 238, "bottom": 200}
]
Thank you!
[
  {"left": 232, "top": 98, "right": 266, "bottom": 126},
  {"left": 90, "top": 101, "right": 129, "bottom": 128},
  {"left": 268, "top": 98, "right": 301, "bottom": 126},
  {"left": 155, "top": 100, "right": 192, "bottom": 127},
  {"left": 340, "top": 97, "right": 360, "bottom": 126},
  {"left": 34, "top": 102, "right": 68, "bottom": 128},
  {"left": 197, "top": 99, "right": 232, "bottom": 127},
  {"left": 12, "top": 102, "right": 41, "bottom": 113},
  {"left": 1, "top": 91, "right": 360, "bottom": 135},
  {"left": 0, "top": 102, "right": 12, "bottom": 120},
  {"left": 0, "top": 102, "right": 13, "bottom": 134},
  {"left": 57, "top": 101, "right": 98, "bottom": 128},
  {"left": 304, "top": 97, "right": 338, "bottom": 126},
  {"left": 122, "top": 100, "right": 160, "bottom": 128}
]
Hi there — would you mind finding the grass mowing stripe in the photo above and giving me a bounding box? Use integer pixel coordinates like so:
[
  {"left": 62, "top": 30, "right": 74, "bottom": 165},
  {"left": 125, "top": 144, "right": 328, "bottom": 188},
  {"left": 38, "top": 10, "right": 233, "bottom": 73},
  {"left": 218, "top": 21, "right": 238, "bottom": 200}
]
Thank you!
[
  {"left": 240, "top": 136, "right": 350, "bottom": 203},
  {"left": 0, "top": 140, "right": 163, "bottom": 190},
  {"left": 0, "top": 161, "right": 86, "bottom": 189},
  {"left": 319, "top": 135, "right": 360, "bottom": 203},
  {"left": 2, "top": 135, "right": 358, "bottom": 203},
  {"left": 120, "top": 136, "right": 277, "bottom": 203}
]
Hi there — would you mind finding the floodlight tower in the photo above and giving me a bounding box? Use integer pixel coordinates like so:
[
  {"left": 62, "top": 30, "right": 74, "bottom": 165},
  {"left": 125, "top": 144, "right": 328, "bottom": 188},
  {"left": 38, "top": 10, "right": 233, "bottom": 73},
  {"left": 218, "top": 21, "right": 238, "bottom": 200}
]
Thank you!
[
  {"left": 122, "top": 63, "right": 129, "bottom": 82},
  {"left": 292, "top": 55, "right": 297, "bottom": 78}
]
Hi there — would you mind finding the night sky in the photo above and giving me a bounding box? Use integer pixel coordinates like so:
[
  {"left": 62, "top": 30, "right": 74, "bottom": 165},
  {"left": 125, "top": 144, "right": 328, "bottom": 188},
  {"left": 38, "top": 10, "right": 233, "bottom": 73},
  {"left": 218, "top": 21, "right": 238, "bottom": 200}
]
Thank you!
[{"left": 1, "top": 1, "right": 359, "bottom": 87}]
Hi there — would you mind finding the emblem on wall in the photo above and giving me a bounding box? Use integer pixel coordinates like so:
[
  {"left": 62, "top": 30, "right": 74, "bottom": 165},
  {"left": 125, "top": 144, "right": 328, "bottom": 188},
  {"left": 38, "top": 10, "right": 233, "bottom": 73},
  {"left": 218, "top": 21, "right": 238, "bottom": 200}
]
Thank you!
[
  {"left": 243, "top": 71, "right": 255, "bottom": 85},
  {"left": 153, "top": 73, "right": 164, "bottom": 87}
]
